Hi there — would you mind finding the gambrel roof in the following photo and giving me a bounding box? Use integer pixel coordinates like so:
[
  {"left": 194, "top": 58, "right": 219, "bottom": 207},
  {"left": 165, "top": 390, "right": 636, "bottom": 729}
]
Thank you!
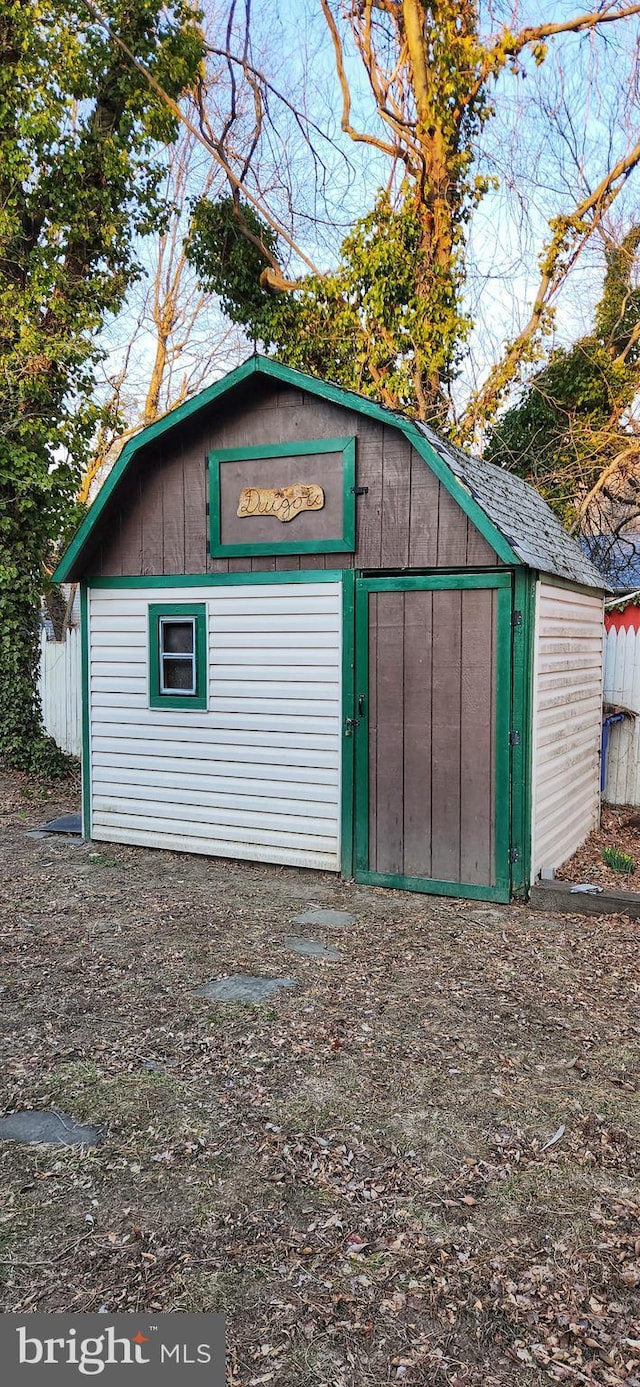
[{"left": 54, "top": 354, "right": 607, "bottom": 589}]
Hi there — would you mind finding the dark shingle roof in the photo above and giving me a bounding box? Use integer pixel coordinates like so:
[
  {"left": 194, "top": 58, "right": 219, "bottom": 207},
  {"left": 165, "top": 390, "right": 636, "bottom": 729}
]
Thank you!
[{"left": 417, "top": 422, "right": 608, "bottom": 591}]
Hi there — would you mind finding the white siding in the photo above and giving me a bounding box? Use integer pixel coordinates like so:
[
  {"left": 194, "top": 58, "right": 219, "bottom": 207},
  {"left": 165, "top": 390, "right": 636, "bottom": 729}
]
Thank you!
[
  {"left": 602, "top": 624, "right": 640, "bottom": 804},
  {"left": 88, "top": 582, "right": 342, "bottom": 870},
  {"left": 38, "top": 628, "right": 82, "bottom": 756},
  {"left": 531, "top": 582, "right": 604, "bottom": 879}
]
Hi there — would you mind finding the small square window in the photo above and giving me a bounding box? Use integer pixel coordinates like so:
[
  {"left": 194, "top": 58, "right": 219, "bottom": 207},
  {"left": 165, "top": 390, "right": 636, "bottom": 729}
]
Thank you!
[
  {"left": 149, "top": 604, "right": 207, "bottom": 709},
  {"left": 159, "top": 618, "right": 196, "bottom": 694}
]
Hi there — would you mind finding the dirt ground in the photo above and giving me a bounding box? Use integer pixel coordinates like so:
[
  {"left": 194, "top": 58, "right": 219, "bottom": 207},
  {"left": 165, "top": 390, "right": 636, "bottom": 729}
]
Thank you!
[
  {"left": 558, "top": 805, "right": 640, "bottom": 890},
  {"left": 1, "top": 770, "right": 639, "bottom": 1387}
]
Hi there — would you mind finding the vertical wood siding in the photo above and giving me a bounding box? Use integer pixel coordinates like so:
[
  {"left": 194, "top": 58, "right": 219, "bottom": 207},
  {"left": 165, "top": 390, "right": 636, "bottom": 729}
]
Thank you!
[
  {"left": 88, "top": 582, "right": 342, "bottom": 869},
  {"left": 38, "top": 628, "right": 82, "bottom": 757},
  {"left": 88, "top": 384, "right": 500, "bottom": 577},
  {"left": 602, "top": 624, "right": 640, "bottom": 804},
  {"left": 531, "top": 582, "right": 603, "bottom": 877},
  {"left": 367, "top": 585, "right": 496, "bottom": 884}
]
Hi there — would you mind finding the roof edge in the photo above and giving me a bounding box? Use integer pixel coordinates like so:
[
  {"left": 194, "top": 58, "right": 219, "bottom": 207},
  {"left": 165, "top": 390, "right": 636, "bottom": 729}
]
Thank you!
[
  {"left": 53, "top": 356, "right": 260, "bottom": 582},
  {"left": 54, "top": 353, "right": 519, "bottom": 582}
]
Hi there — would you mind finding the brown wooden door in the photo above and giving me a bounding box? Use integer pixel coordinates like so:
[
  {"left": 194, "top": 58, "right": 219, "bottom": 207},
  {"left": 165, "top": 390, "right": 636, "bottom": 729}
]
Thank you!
[{"left": 353, "top": 574, "right": 512, "bottom": 899}]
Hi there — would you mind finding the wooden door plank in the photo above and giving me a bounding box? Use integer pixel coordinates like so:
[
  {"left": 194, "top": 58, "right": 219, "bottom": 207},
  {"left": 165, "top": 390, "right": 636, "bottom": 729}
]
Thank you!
[
  {"left": 372, "top": 591, "right": 405, "bottom": 873},
  {"left": 368, "top": 592, "right": 378, "bottom": 868},
  {"left": 403, "top": 590, "right": 433, "bottom": 876},
  {"left": 459, "top": 589, "right": 495, "bottom": 884},
  {"left": 430, "top": 588, "right": 462, "bottom": 881}
]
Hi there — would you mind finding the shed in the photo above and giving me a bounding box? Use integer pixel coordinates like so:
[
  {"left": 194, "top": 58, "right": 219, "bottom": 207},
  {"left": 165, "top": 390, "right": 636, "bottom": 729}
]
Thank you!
[{"left": 54, "top": 356, "right": 607, "bottom": 901}]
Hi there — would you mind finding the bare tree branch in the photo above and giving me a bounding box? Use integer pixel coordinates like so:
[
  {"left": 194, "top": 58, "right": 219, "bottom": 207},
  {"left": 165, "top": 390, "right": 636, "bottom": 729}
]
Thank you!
[
  {"left": 77, "top": 0, "right": 324, "bottom": 277},
  {"left": 464, "top": 133, "right": 640, "bottom": 431}
]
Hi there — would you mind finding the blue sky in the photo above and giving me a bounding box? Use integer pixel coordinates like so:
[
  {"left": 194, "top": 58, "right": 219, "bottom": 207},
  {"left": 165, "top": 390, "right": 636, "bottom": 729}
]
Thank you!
[{"left": 100, "top": 1, "right": 640, "bottom": 430}]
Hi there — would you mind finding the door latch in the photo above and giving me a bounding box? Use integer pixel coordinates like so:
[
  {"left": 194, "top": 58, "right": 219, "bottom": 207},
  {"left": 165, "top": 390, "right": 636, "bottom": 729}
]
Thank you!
[{"left": 344, "top": 717, "right": 360, "bottom": 736}]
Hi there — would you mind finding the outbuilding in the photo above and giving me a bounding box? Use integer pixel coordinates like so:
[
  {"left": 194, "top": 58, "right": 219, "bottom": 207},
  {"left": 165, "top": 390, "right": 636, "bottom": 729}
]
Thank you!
[{"left": 54, "top": 355, "right": 607, "bottom": 901}]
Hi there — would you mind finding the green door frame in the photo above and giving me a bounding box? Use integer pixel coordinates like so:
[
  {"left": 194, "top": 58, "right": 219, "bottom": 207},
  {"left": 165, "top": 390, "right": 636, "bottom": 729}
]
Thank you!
[{"left": 352, "top": 571, "right": 513, "bottom": 901}]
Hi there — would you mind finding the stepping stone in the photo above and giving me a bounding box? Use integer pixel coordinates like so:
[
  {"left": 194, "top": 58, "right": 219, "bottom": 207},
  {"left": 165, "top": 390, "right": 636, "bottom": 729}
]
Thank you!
[
  {"left": 291, "top": 908, "right": 355, "bottom": 930},
  {"left": 285, "top": 935, "right": 340, "bottom": 961},
  {"left": 39, "top": 812, "right": 82, "bottom": 835},
  {"left": 0, "top": 1110, "right": 102, "bottom": 1147},
  {"left": 467, "top": 909, "right": 507, "bottom": 926},
  {"left": 194, "top": 974, "right": 296, "bottom": 1003}
]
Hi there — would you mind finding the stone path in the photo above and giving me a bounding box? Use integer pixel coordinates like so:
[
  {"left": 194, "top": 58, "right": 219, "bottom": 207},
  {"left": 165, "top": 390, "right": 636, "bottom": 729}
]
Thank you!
[
  {"left": 39, "top": 813, "right": 82, "bottom": 835},
  {"left": 290, "top": 908, "right": 355, "bottom": 930},
  {"left": 194, "top": 974, "right": 296, "bottom": 1003},
  {"left": 0, "top": 1111, "right": 102, "bottom": 1147},
  {"left": 284, "top": 935, "right": 340, "bottom": 960}
]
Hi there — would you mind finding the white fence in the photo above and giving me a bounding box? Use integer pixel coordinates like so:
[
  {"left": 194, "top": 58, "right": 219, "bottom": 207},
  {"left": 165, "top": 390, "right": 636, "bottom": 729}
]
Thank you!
[
  {"left": 38, "top": 628, "right": 82, "bottom": 757},
  {"left": 603, "top": 623, "right": 640, "bottom": 805}
]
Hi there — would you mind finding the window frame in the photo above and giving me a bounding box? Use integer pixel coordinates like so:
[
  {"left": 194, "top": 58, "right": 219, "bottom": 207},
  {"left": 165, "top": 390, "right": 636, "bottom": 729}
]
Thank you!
[
  {"left": 148, "top": 603, "right": 207, "bottom": 710},
  {"left": 208, "top": 436, "right": 356, "bottom": 557}
]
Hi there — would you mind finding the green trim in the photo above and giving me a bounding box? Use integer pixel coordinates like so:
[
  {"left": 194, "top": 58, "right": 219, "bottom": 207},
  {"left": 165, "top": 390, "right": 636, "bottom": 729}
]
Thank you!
[
  {"left": 354, "top": 871, "right": 510, "bottom": 902},
  {"left": 148, "top": 603, "right": 207, "bottom": 710},
  {"left": 87, "top": 570, "right": 346, "bottom": 589},
  {"left": 53, "top": 353, "right": 520, "bottom": 583},
  {"left": 54, "top": 356, "right": 262, "bottom": 583},
  {"left": 361, "top": 571, "right": 512, "bottom": 592},
  {"left": 247, "top": 361, "right": 519, "bottom": 565},
  {"left": 493, "top": 581, "right": 513, "bottom": 896},
  {"left": 80, "top": 581, "right": 91, "bottom": 840},
  {"left": 354, "top": 573, "right": 512, "bottom": 901},
  {"left": 354, "top": 578, "right": 370, "bottom": 877},
  {"left": 340, "top": 569, "right": 356, "bottom": 879},
  {"left": 208, "top": 436, "right": 356, "bottom": 557},
  {"left": 509, "top": 569, "right": 535, "bottom": 897},
  {"left": 209, "top": 437, "right": 352, "bottom": 461}
]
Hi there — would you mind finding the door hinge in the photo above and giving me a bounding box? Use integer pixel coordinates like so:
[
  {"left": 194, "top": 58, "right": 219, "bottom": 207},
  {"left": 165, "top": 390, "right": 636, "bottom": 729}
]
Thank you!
[
  {"left": 511, "top": 609, "right": 523, "bottom": 628},
  {"left": 509, "top": 729, "right": 521, "bottom": 747},
  {"left": 509, "top": 846, "right": 520, "bottom": 864},
  {"left": 351, "top": 485, "right": 369, "bottom": 496}
]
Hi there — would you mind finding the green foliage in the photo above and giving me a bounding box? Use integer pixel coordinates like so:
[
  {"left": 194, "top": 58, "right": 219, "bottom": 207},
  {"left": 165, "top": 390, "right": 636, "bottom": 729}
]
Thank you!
[
  {"left": 188, "top": 192, "right": 471, "bottom": 423},
  {"left": 601, "top": 846, "right": 635, "bottom": 875},
  {"left": 486, "top": 229, "right": 640, "bottom": 532},
  {"left": 0, "top": 0, "right": 203, "bottom": 775},
  {"left": 188, "top": 197, "right": 281, "bottom": 343},
  {"left": 185, "top": 8, "right": 504, "bottom": 425}
]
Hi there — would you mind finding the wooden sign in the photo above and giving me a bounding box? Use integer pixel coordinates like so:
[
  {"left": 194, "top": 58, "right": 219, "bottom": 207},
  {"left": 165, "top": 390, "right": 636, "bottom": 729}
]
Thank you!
[{"left": 237, "top": 483, "right": 325, "bottom": 524}]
